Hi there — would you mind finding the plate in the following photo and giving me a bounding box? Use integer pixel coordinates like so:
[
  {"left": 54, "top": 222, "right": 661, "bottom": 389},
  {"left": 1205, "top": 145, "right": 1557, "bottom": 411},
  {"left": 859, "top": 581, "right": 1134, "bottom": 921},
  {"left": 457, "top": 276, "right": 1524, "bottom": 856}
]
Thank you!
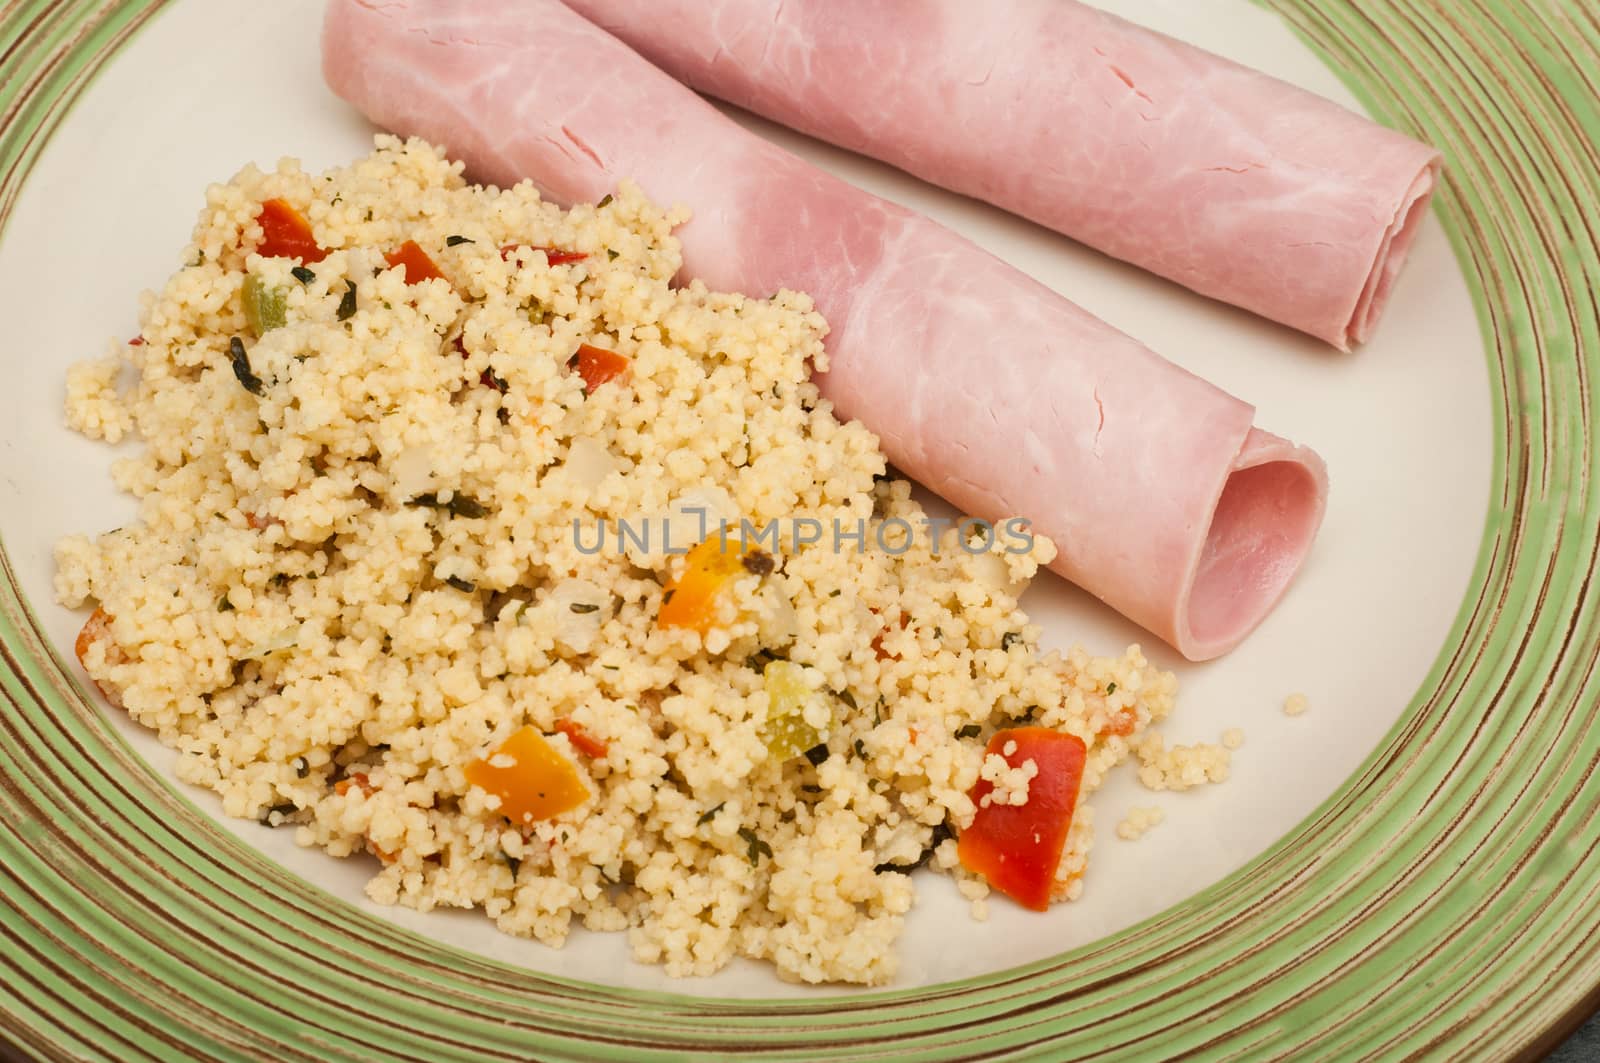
[{"left": 1, "top": 0, "right": 1595, "bottom": 1057}]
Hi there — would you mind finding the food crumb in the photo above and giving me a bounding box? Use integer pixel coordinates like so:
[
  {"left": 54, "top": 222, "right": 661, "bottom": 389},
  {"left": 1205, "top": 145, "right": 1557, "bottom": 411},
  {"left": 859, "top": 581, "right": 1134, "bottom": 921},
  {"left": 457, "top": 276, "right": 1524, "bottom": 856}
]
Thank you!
[
  {"left": 63, "top": 354, "right": 131, "bottom": 443},
  {"left": 1133, "top": 732, "right": 1231, "bottom": 791},
  {"left": 1284, "top": 692, "right": 1310, "bottom": 716},
  {"left": 1115, "top": 805, "right": 1165, "bottom": 840},
  {"left": 1221, "top": 727, "right": 1245, "bottom": 750}
]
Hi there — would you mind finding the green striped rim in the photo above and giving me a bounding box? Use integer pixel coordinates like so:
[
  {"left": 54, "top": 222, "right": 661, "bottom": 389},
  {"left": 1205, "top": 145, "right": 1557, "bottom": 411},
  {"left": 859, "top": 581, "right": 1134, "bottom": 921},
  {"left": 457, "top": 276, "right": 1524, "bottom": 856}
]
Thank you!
[{"left": 2, "top": 0, "right": 1597, "bottom": 1057}]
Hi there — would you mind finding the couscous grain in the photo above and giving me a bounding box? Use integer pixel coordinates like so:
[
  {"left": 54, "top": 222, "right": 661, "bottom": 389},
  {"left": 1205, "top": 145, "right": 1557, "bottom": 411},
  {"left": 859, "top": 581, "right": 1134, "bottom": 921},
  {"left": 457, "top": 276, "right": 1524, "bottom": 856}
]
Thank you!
[
  {"left": 1115, "top": 805, "right": 1165, "bottom": 841},
  {"left": 56, "top": 138, "right": 1181, "bottom": 985}
]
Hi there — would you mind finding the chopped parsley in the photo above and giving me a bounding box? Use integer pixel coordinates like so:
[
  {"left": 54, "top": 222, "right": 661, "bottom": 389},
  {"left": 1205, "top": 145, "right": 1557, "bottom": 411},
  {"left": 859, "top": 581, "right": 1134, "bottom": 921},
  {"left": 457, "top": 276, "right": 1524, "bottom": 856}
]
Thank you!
[
  {"left": 874, "top": 823, "right": 952, "bottom": 875},
  {"left": 407, "top": 492, "right": 489, "bottom": 519},
  {"left": 290, "top": 265, "right": 317, "bottom": 285},
  {"left": 445, "top": 235, "right": 474, "bottom": 247},
  {"left": 257, "top": 802, "right": 297, "bottom": 826},
  {"left": 697, "top": 802, "right": 725, "bottom": 826},
  {"left": 445, "top": 576, "right": 477, "bottom": 593},
  {"left": 955, "top": 724, "right": 982, "bottom": 740},
  {"left": 738, "top": 827, "right": 773, "bottom": 866},
  {"left": 804, "top": 743, "right": 830, "bottom": 766},
  {"left": 228, "top": 337, "right": 265, "bottom": 396},
  {"left": 336, "top": 280, "right": 358, "bottom": 321},
  {"left": 745, "top": 648, "right": 782, "bottom": 673}
]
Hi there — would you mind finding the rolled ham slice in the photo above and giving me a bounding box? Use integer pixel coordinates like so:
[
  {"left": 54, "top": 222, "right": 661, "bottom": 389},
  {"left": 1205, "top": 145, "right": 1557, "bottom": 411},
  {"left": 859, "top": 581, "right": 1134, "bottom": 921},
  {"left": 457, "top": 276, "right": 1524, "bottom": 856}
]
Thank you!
[
  {"left": 322, "top": 0, "right": 1328, "bottom": 660},
  {"left": 563, "top": 0, "right": 1442, "bottom": 350}
]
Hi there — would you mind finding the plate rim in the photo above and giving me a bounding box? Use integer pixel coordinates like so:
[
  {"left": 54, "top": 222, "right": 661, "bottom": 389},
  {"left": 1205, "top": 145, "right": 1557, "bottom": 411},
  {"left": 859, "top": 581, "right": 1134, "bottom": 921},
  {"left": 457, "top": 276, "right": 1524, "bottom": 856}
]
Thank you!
[{"left": 2, "top": 0, "right": 1597, "bottom": 1058}]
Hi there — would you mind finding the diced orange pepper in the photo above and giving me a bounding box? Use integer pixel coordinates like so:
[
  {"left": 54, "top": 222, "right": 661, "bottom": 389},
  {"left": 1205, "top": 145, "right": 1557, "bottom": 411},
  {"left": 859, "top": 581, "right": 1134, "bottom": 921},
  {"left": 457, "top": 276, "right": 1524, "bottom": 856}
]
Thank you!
[
  {"left": 573, "top": 343, "right": 631, "bottom": 392},
  {"left": 75, "top": 607, "right": 113, "bottom": 668},
  {"left": 333, "top": 772, "right": 374, "bottom": 798},
  {"left": 555, "top": 717, "right": 609, "bottom": 759},
  {"left": 465, "top": 725, "right": 590, "bottom": 824},
  {"left": 384, "top": 240, "right": 446, "bottom": 285},
  {"left": 957, "top": 728, "right": 1087, "bottom": 912},
  {"left": 74, "top": 607, "right": 125, "bottom": 708},
  {"left": 1100, "top": 708, "right": 1139, "bottom": 738},
  {"left": 255, "top": 199, "right": 326, "bottom": 263},
  {"left": 658, "top": 535, "right": 752, "bottom": 635}
]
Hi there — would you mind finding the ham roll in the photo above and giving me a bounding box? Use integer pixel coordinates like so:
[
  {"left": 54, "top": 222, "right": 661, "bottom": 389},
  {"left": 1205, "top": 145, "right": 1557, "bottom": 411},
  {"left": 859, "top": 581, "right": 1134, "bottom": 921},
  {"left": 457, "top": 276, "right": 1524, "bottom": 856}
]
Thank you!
[
  {"left": 322, "top": 0, "right": 1328, "bottom": 660},
  {"left": 563, "top": 0, "right": 1442, "bottom": 350}
]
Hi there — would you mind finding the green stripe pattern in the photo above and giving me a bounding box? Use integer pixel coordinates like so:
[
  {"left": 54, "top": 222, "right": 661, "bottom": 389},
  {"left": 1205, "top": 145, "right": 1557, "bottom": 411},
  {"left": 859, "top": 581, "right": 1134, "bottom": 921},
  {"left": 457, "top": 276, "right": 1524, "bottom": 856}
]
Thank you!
[{"left": 2, "top": 0, "right": 1599, "bottom": 1058}]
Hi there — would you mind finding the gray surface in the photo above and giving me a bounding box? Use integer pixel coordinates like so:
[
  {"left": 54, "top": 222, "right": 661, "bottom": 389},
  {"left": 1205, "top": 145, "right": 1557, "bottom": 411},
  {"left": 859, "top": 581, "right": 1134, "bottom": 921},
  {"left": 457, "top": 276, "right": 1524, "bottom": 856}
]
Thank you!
[{"left": 1552, "top": 1015, "right": 1600, "bottom": 1061}]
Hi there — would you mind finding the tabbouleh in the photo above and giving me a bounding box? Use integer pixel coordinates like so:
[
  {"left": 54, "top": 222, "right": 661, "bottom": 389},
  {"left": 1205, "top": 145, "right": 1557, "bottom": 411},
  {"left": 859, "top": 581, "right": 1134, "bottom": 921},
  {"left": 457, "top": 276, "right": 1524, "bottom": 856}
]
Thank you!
[{"left": 56, "top": 137, "right": 1186, "bottom": 985}]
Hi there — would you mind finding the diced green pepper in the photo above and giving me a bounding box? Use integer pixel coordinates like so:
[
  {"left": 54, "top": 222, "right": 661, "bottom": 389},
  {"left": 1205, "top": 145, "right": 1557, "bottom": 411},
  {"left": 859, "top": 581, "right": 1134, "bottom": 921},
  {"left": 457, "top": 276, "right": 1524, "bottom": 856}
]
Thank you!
[
  {"left": 242, "top": 274, "right": 288, "bottom": 336},
  {"left": 762, "top": 660, "right": 831, "bottom": 762}
]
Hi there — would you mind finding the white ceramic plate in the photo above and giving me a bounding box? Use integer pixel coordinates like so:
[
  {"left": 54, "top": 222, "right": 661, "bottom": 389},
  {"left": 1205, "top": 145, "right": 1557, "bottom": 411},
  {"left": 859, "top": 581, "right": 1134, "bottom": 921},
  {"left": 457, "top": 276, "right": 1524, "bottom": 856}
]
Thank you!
[{"left": 0, "top": 0, "right": 1489, "bottom": 999}]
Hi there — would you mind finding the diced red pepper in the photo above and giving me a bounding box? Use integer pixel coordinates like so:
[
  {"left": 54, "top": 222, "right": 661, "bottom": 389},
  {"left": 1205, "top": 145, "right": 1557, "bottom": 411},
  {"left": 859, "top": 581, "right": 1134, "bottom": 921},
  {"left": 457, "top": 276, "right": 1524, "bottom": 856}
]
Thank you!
[
  {"left": 500, "top": 244, "right": 587, "bottom": 266},
  {"left": 870, "top": 610, "right": 910, "bottom": 661},
  {"left": 573, "top": 343, "right": 631, "bottom": 392},
  {"left": 555, "top": 718, "right": 609, "bottom": 759},
  {"left": 255, "top": 199, "right": 327, "bottom": 263},
  {"left": 128, "top": 336, "right": 145, "bottom": 347},
  {"left": 384, "top": 240, "right": 447, "bottom": 285},
  {"left": 452, "top": 334, "right": 508, "bottom": 392},
  {"left": 957, "top": 728, "right": 1087, "bottom": 911}
]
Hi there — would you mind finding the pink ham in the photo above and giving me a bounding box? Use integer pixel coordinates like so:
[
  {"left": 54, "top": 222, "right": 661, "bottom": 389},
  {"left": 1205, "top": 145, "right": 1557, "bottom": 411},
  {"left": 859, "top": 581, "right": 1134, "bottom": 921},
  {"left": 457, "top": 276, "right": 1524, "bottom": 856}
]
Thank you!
[
  {"left": 563, "top": 0, "right": 1441, "bottom": 350},
  {"left": 322, "top": 0, "right": 1328, "bottom": 660}
]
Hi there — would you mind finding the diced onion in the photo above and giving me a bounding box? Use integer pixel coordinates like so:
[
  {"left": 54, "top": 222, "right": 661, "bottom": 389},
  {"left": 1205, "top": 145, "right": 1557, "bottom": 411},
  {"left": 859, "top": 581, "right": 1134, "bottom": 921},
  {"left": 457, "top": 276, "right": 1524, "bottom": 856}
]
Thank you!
[
  {"left": 545, "top": 578, "right": 607, "bottom": 654},
  {"left": 561, "top": 437, "right": 619, "bottom": 496},
  {"left": 392, "top": 444, "right": 435, "bottom": 497},
  {"left": 969, "top": 550, "right": 1020, "bottom": 596}
]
